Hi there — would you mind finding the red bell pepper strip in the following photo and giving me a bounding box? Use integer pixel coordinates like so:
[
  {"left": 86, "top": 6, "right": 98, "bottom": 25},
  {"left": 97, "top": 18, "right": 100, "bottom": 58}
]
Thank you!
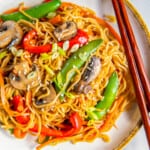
[
  {"left": 23, "top": 29, "right": 88, "bottom": 54},
  {"left": 23, "top": 30, "right": 52, "bottom": 54},
  {"left": 30, "top": 125, "right": 63, "bottom": 137},
  {"left": 15, "top": 115, "right": 30, "bottom": 124},
  {"left": 58, "top": 29, "right": 89, "bottom": 50},
  {"left": 12, "top": 95, "right": 24, "bottom": 112},
  {"left": 12, "top": 95, "right": 30, "bottom": 124},
  {"left": 62, "top": 111, "right": 82, "bottom": 136},
  {"left": 30, "top": 112, "right": 82, "bottom": 137}
]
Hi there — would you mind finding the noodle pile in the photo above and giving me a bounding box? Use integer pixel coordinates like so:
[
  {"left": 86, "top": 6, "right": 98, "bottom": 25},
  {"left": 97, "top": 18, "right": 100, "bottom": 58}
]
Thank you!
[{"left": 0, "top": 2, "right": 135, "bottom": 149}]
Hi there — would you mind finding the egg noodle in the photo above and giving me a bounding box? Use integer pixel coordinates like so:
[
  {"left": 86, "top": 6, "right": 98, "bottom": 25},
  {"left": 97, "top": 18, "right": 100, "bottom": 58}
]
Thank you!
[{"left": 0, "top": 2, "right": 135, "bottom": 150}]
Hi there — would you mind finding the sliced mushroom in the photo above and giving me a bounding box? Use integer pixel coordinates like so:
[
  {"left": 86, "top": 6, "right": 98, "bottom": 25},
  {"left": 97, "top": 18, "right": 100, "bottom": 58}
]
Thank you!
[
  {"left": 0, "top": 21, "right": 23, "bottom": 48},
  {"left": 9, "top": 61, "right": 41, "bottom": 90},
  {"left": 74, "top": 56, "right": 101, "bottom": 94},
  {"left": 53, "top": 21, "right": 77, "bottom": 41},
  {"left": 35, "top": 83, "right": 56, "bottom": 106},
  {"left": 74, "top": 80, "right": 92, "bottom": 94}
]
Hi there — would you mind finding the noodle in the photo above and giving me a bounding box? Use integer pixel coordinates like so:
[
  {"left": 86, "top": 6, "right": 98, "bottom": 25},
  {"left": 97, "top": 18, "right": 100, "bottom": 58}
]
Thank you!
[{"left": 0, "top": 1, "right": 136, "bottom": 149}]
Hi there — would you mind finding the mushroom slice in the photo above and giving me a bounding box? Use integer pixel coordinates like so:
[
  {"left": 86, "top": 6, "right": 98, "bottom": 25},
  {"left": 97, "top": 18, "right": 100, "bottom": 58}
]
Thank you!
[
  {"left": 74, "top": 80, "right": 92, "bottom": 94},
  {"left": 81, "top": 56, "right": 101, "bottom": 83},
  {"left": 74, "top": 56, "right": 101, "bottom": 94},
  {"left": 54, "top": 21, "right": 77, "bottom": 41},
  {"left": 9, "top": 61, "right": 41, "bottom": 90},
  {"left": 35, "top": 83, "right": 56, "bottom": 106},
  {"left": 0, "top": 21, "right": 23, "bottom": 48}
]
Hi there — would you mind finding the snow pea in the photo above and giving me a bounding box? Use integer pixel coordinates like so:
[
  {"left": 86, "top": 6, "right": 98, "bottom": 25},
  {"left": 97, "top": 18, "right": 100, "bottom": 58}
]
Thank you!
[
  {"left": 54, "top": 39, "right": 103, "bottom": 95},
  {"left": 1, "top": 0, "right": 61, "bottom": 21},
  {"left": 87, "top": 72, "right": 119, "bottom": 120}
]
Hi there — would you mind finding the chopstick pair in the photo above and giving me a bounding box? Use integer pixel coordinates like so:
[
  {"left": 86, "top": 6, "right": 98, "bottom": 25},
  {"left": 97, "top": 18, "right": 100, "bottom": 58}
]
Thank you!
[{"left": 112, "top": 0, "right": 150, "bottom": 147}]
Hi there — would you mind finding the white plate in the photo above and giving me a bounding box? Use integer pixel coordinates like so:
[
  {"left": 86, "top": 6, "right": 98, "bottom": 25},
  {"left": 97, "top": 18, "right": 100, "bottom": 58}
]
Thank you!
[{"left": 0, "top": 0, "right": 150, "bottom": 150}]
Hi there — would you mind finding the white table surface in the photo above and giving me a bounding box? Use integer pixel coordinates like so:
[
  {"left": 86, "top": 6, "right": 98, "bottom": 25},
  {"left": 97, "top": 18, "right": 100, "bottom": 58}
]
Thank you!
[
  {"left": 125, "top": 127, "right": 149, "bottom": 150},
  {"left": 124, "top": 0, "right": 150, "bottom": 150}
]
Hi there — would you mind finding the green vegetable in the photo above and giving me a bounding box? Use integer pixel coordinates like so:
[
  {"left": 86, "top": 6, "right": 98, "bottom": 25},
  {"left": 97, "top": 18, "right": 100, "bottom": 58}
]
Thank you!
[
  {"left": 54, "top": 39, "right": 103, "bottom": 95},
  {"left": 0, "top": 0, "right": 61, "bottom": 21},
  {"left": 40, "top": 53, "right": 50, "bottom": 60},
  {"left": 9, "top": 128, "right": 14, "bottom": 134},
  {"left": 87, "top": 72, "right": 119, "bottom": 120},
  {"left": 46, "top": 12, "right": 56, "bottom": 19},
  {"left": 0, "top": 51, "right": 7, "bottom": 59},
  {"left": 27, "top": 71, "right": 37, "bottom": 79},
  {"left": 37, "top": 135, "right": 49, "bottom": 144},
  {"left": 65, "top": 92, "right": 75, "bottom": 99},
  {"left": 10, "top": 47, "right": 23, "bottom": 57},
  {"left": 58, "top": 48, "right": 66, "bottom": 56}
]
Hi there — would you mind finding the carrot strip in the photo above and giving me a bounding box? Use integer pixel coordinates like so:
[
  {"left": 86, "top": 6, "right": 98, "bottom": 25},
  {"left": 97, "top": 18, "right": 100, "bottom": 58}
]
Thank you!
[
  {"left": 13, "top": 127, "right": 27, "bottom": 139},
  {"left": 49, "top": 15, "right": 62, "bottom": 24},
  {"left": 3, "top": 8, "right": 19, "bottom": 14},
  {"left": 0, "top": 69, "right": 4, "bottom": 84},
  {"left": 0, "top": 69, "right": 6, "bottom": 106}
]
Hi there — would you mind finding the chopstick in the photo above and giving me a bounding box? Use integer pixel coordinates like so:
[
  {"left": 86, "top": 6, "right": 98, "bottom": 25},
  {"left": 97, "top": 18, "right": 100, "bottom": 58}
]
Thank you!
[
  {"left": 112, "top": 0, "right": 150, "bottom": 147},
  {"left": 117, "top": 0, "right": 150, "bottom": 111}
]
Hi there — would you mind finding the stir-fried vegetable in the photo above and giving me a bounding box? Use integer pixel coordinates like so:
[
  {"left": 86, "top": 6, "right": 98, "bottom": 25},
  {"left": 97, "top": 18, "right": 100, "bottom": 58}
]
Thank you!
[
  {"left": 54, "top": 21, "right": 77, "bottom": 41},
  {"left": 13, "top": 128, "right": 27, "bottom": 139},
  {"left": 49, "top": 14, "right": 62, "bottom": 24},
  {"left": 37, "top": 135, "right": 49, "bottom": 144},
  {"left": 58, "top": 29, "right": 89, "bottom": 52},
  {"left": 12, "top": 95, "right": 24, "bottom": 112},
  {"left": 0, "top": 0, "right": 61, "bottom": 21},
  {"left": 0, "top": 51, "right": 7, "bottom": 59},
  {"left": 30, "top": 112, "right": 82, "bottom": 137},
  {"left": 9, "top": 61, "right": 40, "bottom": 90},
  {"left": 34, "top": 83, "right": 56, "bottom": 106},
  {"left": 87, "top": 72, "right": 119, "bottom": 120},
  {"left": 12, "top": 95, "right": 30, "bottom": 124},
  {"left": 0, "top": 21, "right": 23, "bottom": 48},
  {"left": 74, "top": 56, "right": 101, "bottom": 94},
  {"left": 54, "top": 39, "right": 103, "bottom": 96},
  {"left": 23, "top": 30, "right": 52, "bottom": 54},
  {"left": 23, "top": 29, "right": 88, "bottom": 54}
]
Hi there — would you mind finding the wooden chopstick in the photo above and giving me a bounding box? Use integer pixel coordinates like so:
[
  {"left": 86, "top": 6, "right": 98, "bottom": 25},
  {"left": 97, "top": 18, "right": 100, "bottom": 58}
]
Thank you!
[
  {"left": 112, "top": 0, "right": 150, "bottom": 147},
  {"left": 117, "top": 0, "right": 150, "bottom": 111}
]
